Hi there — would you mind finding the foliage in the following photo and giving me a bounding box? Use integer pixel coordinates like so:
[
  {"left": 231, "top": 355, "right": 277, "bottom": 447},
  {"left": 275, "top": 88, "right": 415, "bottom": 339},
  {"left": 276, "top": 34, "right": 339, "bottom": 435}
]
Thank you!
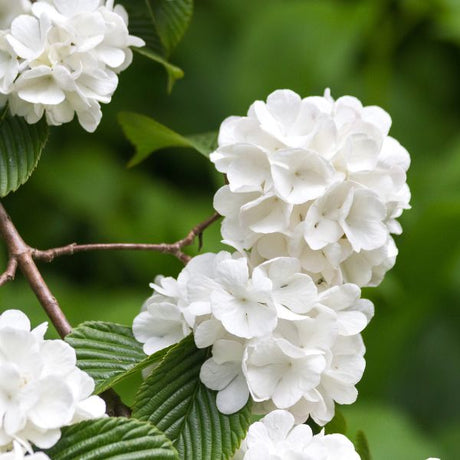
[{"left": 118, "top": 112, "right": 216, "bottom": 166}]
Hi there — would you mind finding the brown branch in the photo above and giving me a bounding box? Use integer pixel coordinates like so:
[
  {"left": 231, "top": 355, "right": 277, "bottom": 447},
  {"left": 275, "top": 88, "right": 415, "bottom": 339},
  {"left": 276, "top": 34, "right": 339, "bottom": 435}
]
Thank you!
[
  {"left": 0, "top": 202, "right": 72, "bottom": 337},
  {"left": 33, "top": 212, "right": 221, "bottom": 265}
]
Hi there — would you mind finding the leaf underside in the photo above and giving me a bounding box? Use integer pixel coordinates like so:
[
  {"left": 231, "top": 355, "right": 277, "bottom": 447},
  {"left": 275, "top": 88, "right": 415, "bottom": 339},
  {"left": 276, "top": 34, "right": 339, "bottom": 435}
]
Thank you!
[{"left": 118, "top": 112, "right": 216, "bottom": 167}]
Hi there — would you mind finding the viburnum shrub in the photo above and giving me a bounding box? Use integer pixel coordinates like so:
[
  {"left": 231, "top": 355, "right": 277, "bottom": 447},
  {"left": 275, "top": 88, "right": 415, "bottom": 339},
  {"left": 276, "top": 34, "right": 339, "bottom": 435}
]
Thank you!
[{"left": 0, "top": 1, "right": 440, "bottom": 460}]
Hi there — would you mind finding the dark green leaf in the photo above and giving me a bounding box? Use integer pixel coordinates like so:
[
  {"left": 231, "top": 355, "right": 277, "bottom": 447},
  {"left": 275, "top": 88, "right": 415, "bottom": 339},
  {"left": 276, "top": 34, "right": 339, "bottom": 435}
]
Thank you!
[
  {"left": 44, "top": 417, "right": 179, "bottom": 459},
  {"left": 355, "top": 430, "right": 372, "bottom": 460},
  {"left": 132, "top": 335, "right": 252, "bottom": 460},
  {"left": 66, "top": 321, "right": 169, "bottom": 394},
  {"left": 0, "top": 116, "right": 48, "bottom": 197},
  {"left": 119, "top": 0, "right": 192, "bottom": 91},
  {"left": 123, "top": 0, "right": 165, "bottom": 55},
  {"left": 151, "top": 0, "right": 194, "bottom": 56},
  {"left": 325, "top": 408, "right": 347, "bottom": 435},
  {"left": 118, "top": 112, "right": 216, "bottom": 167}
]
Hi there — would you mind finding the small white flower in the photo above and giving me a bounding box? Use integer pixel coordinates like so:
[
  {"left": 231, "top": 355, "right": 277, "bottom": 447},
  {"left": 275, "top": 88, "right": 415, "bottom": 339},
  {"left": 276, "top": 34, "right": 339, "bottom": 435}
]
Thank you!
[
  {"left": 210, "top": 257, "right": 276, "bottom": 339},
  {"left": 270, "top": 148, "right": 336, "bottom": 204},
  {"left": 200, "top": 339, "right": 249, "bottom": 414},
  {"left": 301, "top": 335, "right": 366, "bottom": 425},
  {"left": 233, "top": 409, "right": 361, "bottom": 459},
  {"left": 243, "top": 336, "right": 326, "bottom": 409},
  {"left": 0, "top": 309, "right": 105, "bottom": 453}
]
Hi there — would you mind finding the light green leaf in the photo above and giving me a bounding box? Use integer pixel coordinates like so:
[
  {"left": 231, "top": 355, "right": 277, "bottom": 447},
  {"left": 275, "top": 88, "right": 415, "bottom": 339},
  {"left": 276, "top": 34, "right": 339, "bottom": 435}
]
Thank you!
[
  {"left": 132, "top": 335, "right": 252, "bottom": 460},
  {"left": 66, "top": 321, "right": 169, "bottom": 394},
  {"left": 355, "top": 430, "right": 372, "bottom": 460},
  {"left": 0, "top": 116, "right": 48, "bottom": 197},
  {"left": 44, "top": 417, "right": 179, "bottom": 460},
  {"left": 118, "top": 112, "right": 216, "bottom": 167}
]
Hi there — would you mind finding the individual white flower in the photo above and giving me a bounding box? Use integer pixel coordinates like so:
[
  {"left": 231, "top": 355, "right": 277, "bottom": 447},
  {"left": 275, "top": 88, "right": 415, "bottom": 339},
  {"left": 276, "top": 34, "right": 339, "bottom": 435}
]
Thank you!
[
  {"left": 0, "top": 309, "right": 105, "bottom": 453},
  {"left": 2, "top": 0, "right": 144, "bottom": 131},
  {"left": 200, "top": 339, "right": 249, "bottom": 414},
  {"left": 298, "top": 334, "right": 366, "bottom": 425},
  {"left": 233, "top": 409, "right": 361, "bottom": 459},
  {"left": 317, "top": 283, "right": 374, "bottom": 336},
  {"left": 209, "top": 257, "right": 276, "bottom": 339},
  {"left": 211, "top": 89, "right": 410, "bottom": 287},
  {"left": 243, "top": 336, "right": 326, "bottom": 409},
  {"left": 133, "top": 294, "right": 191, "bottom": 356},
  {"left": 255, "top": 257, "right": 319, "bottom": 319},
  {"left": 270, "top": 148, "right": 337, "bottom": 204}
]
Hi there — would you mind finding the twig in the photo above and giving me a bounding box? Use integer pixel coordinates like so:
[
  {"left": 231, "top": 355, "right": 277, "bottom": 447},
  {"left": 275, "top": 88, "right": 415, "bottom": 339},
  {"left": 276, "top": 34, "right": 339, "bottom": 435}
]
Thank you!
[
  {"left": 0, "top": 202, "right": 72, "bottom": 337},
  {"left": 33, "top": 212, "right": 221, "bottom": 265},
  {"left": 0, "top": 257, "right": 18, "bottom": 286}
]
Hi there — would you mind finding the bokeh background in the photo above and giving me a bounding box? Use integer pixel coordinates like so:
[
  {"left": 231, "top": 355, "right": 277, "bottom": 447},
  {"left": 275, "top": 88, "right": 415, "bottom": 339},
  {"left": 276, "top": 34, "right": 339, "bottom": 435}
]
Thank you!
[{"left": 1, "top": 0, "right": 459, "bottom": 458}]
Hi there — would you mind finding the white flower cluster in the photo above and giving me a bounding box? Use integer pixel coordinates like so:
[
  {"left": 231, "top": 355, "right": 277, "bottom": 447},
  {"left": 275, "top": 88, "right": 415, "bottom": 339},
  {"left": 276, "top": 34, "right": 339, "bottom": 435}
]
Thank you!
[
  {"left": 0, "top": 309, "right": 105, "bottom": 457},
  {"left": 133, "top": 251, "right": 373, "bottom": 424},
  {"left": 211, "top": 89, "right": 410, "bottom": 287},
  {"left": 232, "top": 410, "right": 360, "bottom": 460},
  {"left": 133, "top": 89, "right": 410, "bottom": 452},
  {"left": 0, "top": 0, "right": 144, "bottom": 132}
]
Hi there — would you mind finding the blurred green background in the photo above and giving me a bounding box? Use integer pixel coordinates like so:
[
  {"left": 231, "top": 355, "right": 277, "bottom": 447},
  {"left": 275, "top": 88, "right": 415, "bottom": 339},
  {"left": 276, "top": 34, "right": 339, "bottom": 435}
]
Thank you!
[{"left": 1, "top": 0, "right": 460, "bottom": 458}]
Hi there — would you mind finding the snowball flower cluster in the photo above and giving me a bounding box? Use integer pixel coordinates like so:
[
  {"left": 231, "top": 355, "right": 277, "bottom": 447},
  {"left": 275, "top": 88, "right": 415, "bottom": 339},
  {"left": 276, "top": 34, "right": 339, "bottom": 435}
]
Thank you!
[
  {"left": 232, "top": 410, "right": 360, "bottom": 460},
  {"left": 211, "top": 89, "right": 410, "bottom": 287},
  {"left": 0, "top": 309, "right": 105, "bottom": 457},
  {"left": 0, "top": 0, "right": 144, "bottom": 132},
  {"left": 133, "top": 251, "right": 373, "bottom": 425}
]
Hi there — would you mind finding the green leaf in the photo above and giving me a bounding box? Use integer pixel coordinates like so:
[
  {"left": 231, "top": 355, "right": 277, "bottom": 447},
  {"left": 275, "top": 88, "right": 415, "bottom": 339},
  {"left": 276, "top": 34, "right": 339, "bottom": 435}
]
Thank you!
[
  {"left": 325, "top": 408, "right": 347, "bottom": 435},
  {"left": 119, "top": 0, "right": 192, "bottom": 91},
  {"left": 44, "top": 417, "right": 179, "bottom": 459},
  {"left": 132, "top": 335, "right": 252, "bottom": 460},
  {"left": 118, "top": 112, "right": 216, "bottom": 167},
  {"left": 66, "top": 321, "right": 170, "bottom": 394},
  {"left": 355, "top": 430, "right": 372, "bottom": 460},
  {"left": 134, "top": 47, "right": 184, "bottom": 93},
  {"left": 151, "top": 0, "right": 194, "bottom": 57},
  {"left": 0, "top": 116, "right": 48, "bottom": 197}
]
